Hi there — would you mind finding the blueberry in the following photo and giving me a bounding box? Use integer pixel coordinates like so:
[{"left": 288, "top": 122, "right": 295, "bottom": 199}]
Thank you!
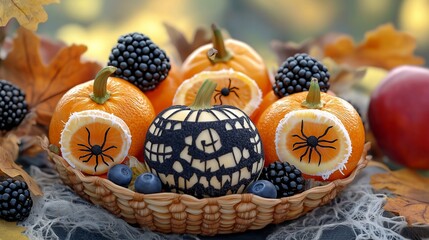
[
  {"left": 107, "top": 164, "right": 132, "bottom": 188},
  {"left": 135, "top": 173, "right": 162, "bottom": 194},
  {"left": 247, "top": 180, "right": 277, "bottom": 199}
]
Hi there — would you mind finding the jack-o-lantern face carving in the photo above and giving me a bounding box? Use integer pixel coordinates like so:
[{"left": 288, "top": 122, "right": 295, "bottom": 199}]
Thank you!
[{"left": 144, "top": 105, "right": 264, "bottom": 198}]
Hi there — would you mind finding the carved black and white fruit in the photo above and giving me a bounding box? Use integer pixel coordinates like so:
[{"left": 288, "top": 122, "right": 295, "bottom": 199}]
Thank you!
[{"left": 144, "top": 80, "right": 264, "bottom": 198}]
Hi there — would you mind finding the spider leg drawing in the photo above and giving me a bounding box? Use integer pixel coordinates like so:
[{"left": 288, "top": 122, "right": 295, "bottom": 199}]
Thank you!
[
  {"left": 77, "top": 127, "right": 118, "bottom": 172},
  {"left": 291, "top": 120, "right": 338, "bottom": 166},
  {"left": 213, "top": 78, "right": 240, "bottom": 105},
  {"left": 213, "top": 92, "right": 223, "bottom": 105}
]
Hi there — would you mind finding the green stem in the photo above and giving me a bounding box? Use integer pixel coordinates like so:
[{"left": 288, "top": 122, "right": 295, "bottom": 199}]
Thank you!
[
  {"left": 90, "top": 66, "right": 116, "bottom": 104},
  {"left": 208, "top": 24, "right": 233, "bottom": 64},
  {"left": 189, "top": 80, "right": 217, "bottom": 110},
  {"left": 301, "top": 78, "right": 324, "bottom": 109}
]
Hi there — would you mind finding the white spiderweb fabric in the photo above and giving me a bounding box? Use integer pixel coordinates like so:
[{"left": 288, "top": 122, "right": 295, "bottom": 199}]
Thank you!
[
  {"left": 21, "top": 166, "right": 407, "bottom": 240},
  {"left": 267, "top": 184, "right": 407, "bottom": 240},
  {"left": 21, "top": 167, "right": 195, "bottom": 240}
]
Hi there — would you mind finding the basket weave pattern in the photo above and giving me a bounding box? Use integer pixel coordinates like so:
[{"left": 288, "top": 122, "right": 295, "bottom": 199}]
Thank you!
[{"left": 46, "top": 141, "right": 370, "bottom": 236}]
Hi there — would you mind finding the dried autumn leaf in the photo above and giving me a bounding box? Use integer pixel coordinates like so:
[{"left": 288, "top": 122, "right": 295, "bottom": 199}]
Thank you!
[
  {"left": 0, "top": 134, "right": 42, "bottom": 196},
  {"left": 5, "top": 110, "right": 37, "bottom": 138},
  {"left": 38, "top": 36, "right": 67, "bottom": 64},
  {"left": 0, "top": 0, "right": 59, "bottom": 31},
  {"left": 324, "top": 24, "right": 425, "bottom": 70},
  {"left": 0, "top": 27, "right": 102, "bottom": 126},
  {"left": 270, "top": 39, "right": 313, "bottom": 64},
  {"left": 164, "top": 22, "right": 212, "bottom": 63},
  {"left": 5, "top": 110, "right": 45, "bottom": 156},
  {"left": 270, "top": 33, "right": 342, "bottom": 65},
  {"left": 0, "top": 220, "right": 28, "bottom": 240},
  {"left": 371, "top": 168, "right": 429, "bottom": 224},
  {"left": 126, "top": 156, "right": 149, "bottom": 191},
  {"left": 321, "top": 57, "right": 367, "bottom": 94}
]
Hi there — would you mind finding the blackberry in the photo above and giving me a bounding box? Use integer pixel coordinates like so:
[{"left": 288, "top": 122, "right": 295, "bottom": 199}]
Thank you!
[
  {"left": 107, "top": 32, "right": 171, "bottom": 92},
  {"left": 0, "top": 178, "right": 33, "bottom": 221},
  {"left": 273, "top": 53, "right": 330, "bottom": 98},
  {"left": 0, "top": 80, "right": 28, "bottom": 131},
  {"left": 260, "top": 161, "right": 305, "bottom": 198}
]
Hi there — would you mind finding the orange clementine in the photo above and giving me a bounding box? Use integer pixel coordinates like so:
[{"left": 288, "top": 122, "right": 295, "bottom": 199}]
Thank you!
[
  {"left": 144, "top": 62, "right": 182, "bottom": 115},
  {"left": 250, "top": 91, "right": 278, "bottom": 123},
  {"left": 256, "top": 79, "right": 365, "bottom": 181},
  {"left": 181, "top": 24, "right": 272, "bottom": 95},
  {"left": 251, "top": 90, "right": 337, "bottom": 123},
  {"left": 49, "top": 66, "right": 155, "bottom": 160}
]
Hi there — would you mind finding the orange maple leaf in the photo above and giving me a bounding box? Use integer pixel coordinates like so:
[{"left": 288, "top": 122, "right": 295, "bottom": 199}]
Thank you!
[
  {"left": 324, "top": 24, "right": 425, "bottom": 70},
  {"left": 371, "top": 168, "right": 429, "bottom": 224},
  {"left": 0, "top": 27, "right": 102, "bottom": 126}
]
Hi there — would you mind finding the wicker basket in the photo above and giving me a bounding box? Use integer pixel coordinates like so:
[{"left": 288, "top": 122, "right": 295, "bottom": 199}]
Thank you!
[{"left": 44, "top": 138, "right": 371, "bottom": 236}]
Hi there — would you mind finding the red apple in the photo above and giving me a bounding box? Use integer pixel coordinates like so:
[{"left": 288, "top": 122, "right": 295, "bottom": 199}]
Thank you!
[{"left": 368, "top": 65, "right": 429, "bottom": 169}]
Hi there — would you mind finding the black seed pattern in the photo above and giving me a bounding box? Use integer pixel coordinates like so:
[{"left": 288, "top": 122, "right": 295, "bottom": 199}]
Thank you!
[
  {"left": 0, "top": 178, "right": 33, "bottom": 221},
  {"left": 260, "top": 161, "right": 305, "bottom": 198},
  {"left": 273, "top": 53, "right": 330, "bottom": 98},
  {"left": 0, "top": 80, "right": 28, "bottom": 131},
  {"left": 107, "top": 32, "right": 171, "bottom": 92}
]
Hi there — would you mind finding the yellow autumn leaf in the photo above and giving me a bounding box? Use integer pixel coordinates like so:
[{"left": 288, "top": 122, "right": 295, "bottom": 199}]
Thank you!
[
  {"left": 0, "top": 220, "right": 28, "bottom": 240},
  {"left": 0, "top": 0, "right": 59, "bottom": 31},
  {"left": 324, "top": 24, "right": 425, "bottom": 70}
]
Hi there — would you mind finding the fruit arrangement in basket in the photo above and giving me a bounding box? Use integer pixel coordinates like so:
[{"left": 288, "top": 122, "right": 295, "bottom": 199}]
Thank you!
[
  {"left": 30, "top": 24, "right": 370, "bottom": 235},
  {"left": 44, "top": 25, "right": 366, "bottom": 197}
]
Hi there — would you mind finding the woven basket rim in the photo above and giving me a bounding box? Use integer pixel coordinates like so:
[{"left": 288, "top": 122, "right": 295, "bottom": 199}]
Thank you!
[{"left": 44, "top": 138, "right": 371, "bottom": 203}]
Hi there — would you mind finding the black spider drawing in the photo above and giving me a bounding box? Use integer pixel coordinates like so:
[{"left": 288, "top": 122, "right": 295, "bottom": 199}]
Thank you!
[
  {"left": 213, "top": 78, "right": 239, "bottom": 105},
  {"left": 78, "top": 127, "right": 117, "bottom": 172},
  {"left": 292, "top": 120, "right": 338, "bottom": 166}
]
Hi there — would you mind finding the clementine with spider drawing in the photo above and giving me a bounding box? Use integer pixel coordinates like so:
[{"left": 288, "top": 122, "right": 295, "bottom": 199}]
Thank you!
[
  {"left": 49, "top": 66, "right": 155, "bottom": 161},
  {"left": 257, "top": 79, "right": 365, "bottom": 181},
  {"left": 173, "top": 69, "right": 262, "bottom": 116},
  {"left": 60, "top": 110, "right": 131, "bottom": 175},
  {"left": 276, "top": 109, "right": 352, "bottom": 179}
]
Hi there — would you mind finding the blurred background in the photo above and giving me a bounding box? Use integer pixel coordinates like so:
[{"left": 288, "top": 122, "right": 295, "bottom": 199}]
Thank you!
[{"left": 37, "top": 0, "right": 429, "bottom": 68}]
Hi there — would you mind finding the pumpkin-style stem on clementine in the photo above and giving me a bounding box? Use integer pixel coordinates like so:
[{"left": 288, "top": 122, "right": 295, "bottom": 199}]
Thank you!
[
  {"left": 90, "top": 66, "right": 117, "bottom": 104},
  {"left": 302, "top": 78, "right": 325, "bottom": 109},
  {"left": 189, "top": 80, "right": 218, "bottom": 110},
  {"left": 208, "top": 24, "right": 233, "bottom": 64}
]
